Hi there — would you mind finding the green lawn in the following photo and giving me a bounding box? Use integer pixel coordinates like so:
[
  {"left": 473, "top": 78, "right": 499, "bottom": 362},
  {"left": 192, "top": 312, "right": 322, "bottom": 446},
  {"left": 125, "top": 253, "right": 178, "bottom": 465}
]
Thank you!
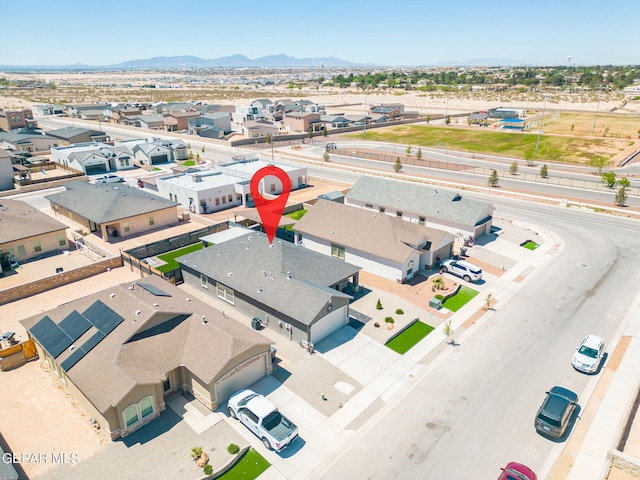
[
  {"left": 441, "top": 286, "right": 479, "bottom": 312},
  {"left": 183, "top": 160, "right": 196, "bottom": 166},
  {"left": 347, "top": 125, "right": 628, "bottom": 164},
  {"left": 521, "top": 241, "right": 540, "bottom": 250},
  {"left": 155, "top": 243, "right": 203, "bottom": 273},
  {"left": 284, "top": 209, "right": 307, "bottom": 231},
  {"left": 385, "top": 321, "right": 435, "bottom": 354},
  {"left": 216, "top": 448, "right": 270, "bottom": 480}
]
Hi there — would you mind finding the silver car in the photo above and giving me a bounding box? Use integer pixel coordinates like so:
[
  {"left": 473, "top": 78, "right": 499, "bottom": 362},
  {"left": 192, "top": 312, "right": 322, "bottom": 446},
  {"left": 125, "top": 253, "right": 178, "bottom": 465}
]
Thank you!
[{"left": 571, "top": 334, "right": 605, "bottom": 373}]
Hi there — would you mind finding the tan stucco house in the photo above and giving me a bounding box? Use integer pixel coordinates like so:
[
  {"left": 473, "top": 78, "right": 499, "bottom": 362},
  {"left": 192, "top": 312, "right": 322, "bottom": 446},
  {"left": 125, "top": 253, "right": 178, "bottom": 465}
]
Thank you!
[
  {"left": 21, "top": 276, "right": 273, "bottom": 440},
  {"left": 45, "top": 181, "right": 180, "bottom": 242}
]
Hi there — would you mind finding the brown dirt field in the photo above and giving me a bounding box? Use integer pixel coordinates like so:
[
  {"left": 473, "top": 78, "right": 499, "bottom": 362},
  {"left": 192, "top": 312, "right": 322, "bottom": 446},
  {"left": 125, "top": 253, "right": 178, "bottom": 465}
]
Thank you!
[{"left": 543, "top": 112, "right": 640, "bottom": 139}]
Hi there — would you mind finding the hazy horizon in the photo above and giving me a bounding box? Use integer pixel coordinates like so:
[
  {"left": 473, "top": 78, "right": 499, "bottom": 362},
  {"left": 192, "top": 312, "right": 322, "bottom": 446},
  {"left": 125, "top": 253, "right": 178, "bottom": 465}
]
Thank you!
[{"left": 3, "top": 0, "right": 639, "bottom": 67}]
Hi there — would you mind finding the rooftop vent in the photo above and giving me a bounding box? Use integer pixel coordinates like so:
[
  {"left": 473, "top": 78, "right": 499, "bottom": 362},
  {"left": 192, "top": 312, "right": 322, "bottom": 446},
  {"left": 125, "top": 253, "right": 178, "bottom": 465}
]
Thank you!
[
  {"left": 135, "top": 310, "right": 142, "bottom": 316},
  {"left": 109, "top": 293, "right": 116, "bottom": 299}
]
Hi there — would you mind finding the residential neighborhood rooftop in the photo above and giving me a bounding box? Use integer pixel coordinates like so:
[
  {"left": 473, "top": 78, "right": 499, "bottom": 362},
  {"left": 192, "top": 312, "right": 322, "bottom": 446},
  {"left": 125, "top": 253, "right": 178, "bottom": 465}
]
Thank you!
[{"left": 0, "top": 199, "right": 68, "bottom": 244}]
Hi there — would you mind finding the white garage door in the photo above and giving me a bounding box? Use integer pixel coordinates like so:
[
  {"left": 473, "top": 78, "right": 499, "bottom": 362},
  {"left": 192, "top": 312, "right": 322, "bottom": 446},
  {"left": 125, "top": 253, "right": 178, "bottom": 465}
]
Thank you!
[
  {"left": 310, "top": 306, "right": 348, "bottom": 343},
  {"left": 215, "top": 355, "right": 266, "bottom": 404}
]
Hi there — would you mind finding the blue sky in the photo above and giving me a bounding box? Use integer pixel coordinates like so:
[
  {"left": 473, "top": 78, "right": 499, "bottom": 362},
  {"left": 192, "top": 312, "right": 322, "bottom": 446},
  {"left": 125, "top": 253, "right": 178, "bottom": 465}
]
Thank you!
[{"left": 2, "top": 0, "right": 638, "bottom": 66}]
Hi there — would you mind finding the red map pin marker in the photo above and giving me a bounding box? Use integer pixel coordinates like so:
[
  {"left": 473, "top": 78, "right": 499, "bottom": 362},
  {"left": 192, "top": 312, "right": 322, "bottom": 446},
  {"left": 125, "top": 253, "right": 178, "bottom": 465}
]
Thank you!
[{"left": 250, "top": 165, "right": 291, "bottom": 244}]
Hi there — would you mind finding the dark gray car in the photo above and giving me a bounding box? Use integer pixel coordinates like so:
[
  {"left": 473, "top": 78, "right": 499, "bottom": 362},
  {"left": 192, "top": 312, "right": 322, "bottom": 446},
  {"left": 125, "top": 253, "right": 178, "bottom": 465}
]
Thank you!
[{"left": 535, "top": 386, "right": 578, "bottom": 438}]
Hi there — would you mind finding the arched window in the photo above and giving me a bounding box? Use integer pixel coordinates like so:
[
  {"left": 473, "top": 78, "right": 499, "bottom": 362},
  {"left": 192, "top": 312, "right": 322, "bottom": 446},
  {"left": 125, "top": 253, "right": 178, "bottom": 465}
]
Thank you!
[
  {"left": 139, "top": 396, "right": 154, "bottom": 419},
  {"left": 123, "top": 404, "right": 139, "bottom": 428}
]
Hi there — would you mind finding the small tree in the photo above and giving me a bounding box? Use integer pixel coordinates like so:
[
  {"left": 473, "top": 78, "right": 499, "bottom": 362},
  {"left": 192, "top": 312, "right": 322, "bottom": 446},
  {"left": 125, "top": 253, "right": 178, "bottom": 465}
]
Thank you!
[
  {"left": 443, "top": 320, "right": 454, "bottom": 345},
  {"left": 484, "top": 293, "right": 493, "bottom": 310},
  {"left": 416, "top": 148, "right": 423, "bottom": 160},
  {"left": 601, "top": 171, "right": 617, "bottom": 189},
  {"left": 445, "top": 115, "right": 451, "bottom": 125},
  {"left": 191, "top": 446, "right": 203, "bottom": 460},
  {"left": 614, "top": 185, "right": 628, "bottom": 206},
  {"left": 376, "top": 299, "right": 383, "bottom": 310},
  {"left": 570, "top": 124, "right": 575, "bottom": 132},
  {"left": 488, "top": 169, "right": 499, "bottom": 187},
  {"left": 604, "top": 126, "right": 610, "bottom": 137},
  {"left": 308, "top": 128, "right": 313, "bottom": 139},
  {"left": 426, "top": 115, "right": 430, "bottom": 124},
  {"left": 618, "top": 176, "right": 631, "bottom": 189},
  {"left": 322, "top": 126, "right": 328, "bottom": 137},
  {"left": 524, "top": 148, "right": 535, "bottom": 167},
  {"left": 394, "top": 158, "right": 403, "bottom": 172},
  {"left": 589, "top": 156, "right": 607, "bottom": 174},
  {"left": 322, "top": 150, "right": 330, "bottom": 162},
  {"left": 196, "top": 153, "right": 201, "bottom": 163},
  {"left": 201, "top": 146, "right": 205, "bottom": 153},
  {"left": 540, "top": 164, "right": 549, "bottom": 178},
  {"left": 509, "top": 161, "right": 519, "bottom": 176},
  {"left": 405, "top": 145, "right": 412, "bottom": 156}
]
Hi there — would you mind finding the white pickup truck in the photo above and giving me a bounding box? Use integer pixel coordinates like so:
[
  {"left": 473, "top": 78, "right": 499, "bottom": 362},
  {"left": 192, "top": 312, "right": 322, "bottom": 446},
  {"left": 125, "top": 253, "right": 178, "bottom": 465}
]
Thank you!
[{"left": 227, "top": 389, "right": 298, "bottom": 451}]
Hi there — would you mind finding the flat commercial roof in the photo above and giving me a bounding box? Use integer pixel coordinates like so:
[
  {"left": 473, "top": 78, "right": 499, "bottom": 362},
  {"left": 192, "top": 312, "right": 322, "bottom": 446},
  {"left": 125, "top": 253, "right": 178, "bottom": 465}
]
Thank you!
[{"left": 159, "top": 171, "right": 243, "bottom": 191}]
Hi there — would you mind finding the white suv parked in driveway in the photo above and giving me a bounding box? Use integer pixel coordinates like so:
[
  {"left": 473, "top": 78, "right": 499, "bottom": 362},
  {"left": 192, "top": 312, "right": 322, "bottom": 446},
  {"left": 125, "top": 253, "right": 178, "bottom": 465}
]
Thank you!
[
  {"left": 440, "top": 259, "right": 483, "bottom": 282},
  {"left": 95, "top": 174, "right": 124, "bottom": 184}
]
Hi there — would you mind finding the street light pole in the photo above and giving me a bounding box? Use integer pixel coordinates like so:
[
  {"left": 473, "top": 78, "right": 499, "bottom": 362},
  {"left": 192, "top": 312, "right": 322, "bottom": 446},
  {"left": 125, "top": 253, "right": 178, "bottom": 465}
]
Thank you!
[
  {"left": 591, "top": 96, "right": 600, "bottom": 136},
  {"left": 534, "top": 96, "right": 547, "bottom": 162},
  {"left": 363, "top": 89, "right": 367, "bottom": 139}
]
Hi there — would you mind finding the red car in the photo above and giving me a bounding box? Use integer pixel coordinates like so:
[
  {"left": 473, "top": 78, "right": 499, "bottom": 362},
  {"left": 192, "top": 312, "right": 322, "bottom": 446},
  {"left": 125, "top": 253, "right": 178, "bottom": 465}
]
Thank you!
[{"left": 498, "top": 462, "right": 537, "bottom": 480}]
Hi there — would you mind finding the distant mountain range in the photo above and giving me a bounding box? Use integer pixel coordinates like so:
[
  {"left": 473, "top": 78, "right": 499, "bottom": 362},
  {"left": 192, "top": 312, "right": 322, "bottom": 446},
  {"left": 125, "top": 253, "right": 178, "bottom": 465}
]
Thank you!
[{"left": 0, "top": 54, "right": 372, "bottom": 70}]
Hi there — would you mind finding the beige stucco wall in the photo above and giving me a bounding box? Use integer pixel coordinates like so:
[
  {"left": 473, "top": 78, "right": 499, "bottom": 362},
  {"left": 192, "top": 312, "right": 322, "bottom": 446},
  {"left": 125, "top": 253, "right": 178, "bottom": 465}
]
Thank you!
[{"left": 1, "top": 229, "right": 68, "bottom": 262}]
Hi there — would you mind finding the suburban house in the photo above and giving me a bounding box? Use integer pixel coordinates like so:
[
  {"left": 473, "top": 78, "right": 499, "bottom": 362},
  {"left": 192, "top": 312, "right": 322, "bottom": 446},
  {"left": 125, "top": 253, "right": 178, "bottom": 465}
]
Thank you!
[
  {"left": 154, "top": 102, "right": 193, "bottom": 114},
  {"left": 0, "top": 150, "right": 13, "bottom": 191},
  {"left": 156, "top": 170, "right": 247, "bottom": 214},
  {"left": 46, "top": 127, "right": 110, "bottom": 145},
  {"left": 163, "top": 110, "right": 200, "bottom": 132},
  {"left": 345, "top": 176, "right": 494, "bottom": 241},
  {"left": 320, "top": 114, "right": 350, "bottom": 128},
  {"left": 51, "top": 143, "right": 135, "bottom": 174},
  {"left": 469, "top": 112, "right": 489, "bottom": 125},
  {"left": 0, "top": 199, "right": 69, "bottom": 264},
  {"left": 282, "top": 112, "right": 323, "bottom": 133},
  {"left": 65, "top": 103, "right": 108, "bottom": 118},
  {"left": 233, "top": 105, "right": 263, "bottom": 123},
  {"left": 32, "top": 104, "right": 65, "bottom": 116},
  {"left": 130, "top": 114, "right": 165, "bottom": 130},
  {"left": 114, "top": 138, "right": 189, "bottom": 164},
  {"left": 294, "top": 201, "right": 455, "bottom": 282},
  {"left": 242, "top": 119, "right": 278, "bottom": 138},
  {"left": 45, "top": 181, "right": 180, "bottom": 241},
  {"left": 370, "top": 103, "right": 405, "bottom": 115},
  {"left": 178, "top": 232, "right": 362, "bottom": 344},
  {"left": 216, "top": 158, "right": 308, "bottom": 195},
  {"left": 104, "top": 105, "right": 142, "bottom": 123},
  {"left": 188, "top": 112, "right": 232, "bottom": 136},
  {"left": 0, "top": 108, "right": 37, "bottom": 131},
  {"left": 20, "top": 276, "right": 273, "bottom": 440},
  {"left": 0, "top": 129, "right": 61, "bottom": 152}
]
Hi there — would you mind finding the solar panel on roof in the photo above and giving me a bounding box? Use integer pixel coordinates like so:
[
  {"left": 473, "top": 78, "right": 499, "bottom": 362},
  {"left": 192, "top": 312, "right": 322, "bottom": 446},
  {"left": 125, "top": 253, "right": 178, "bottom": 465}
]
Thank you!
[
  {"left": 59, "top": 331, "right": 106, "bottom": 372},
  {"left": 138, "top": 282, "right": 171, "bottom": 297},
  {"left": 30, "top": 315, "right": 73, "bottom": 358},
  {"left": 58, "top": 311, "right": 92, "bottom": 341},
  {"left": 83, "top": 300, "right": 124, "bottom": 335}
]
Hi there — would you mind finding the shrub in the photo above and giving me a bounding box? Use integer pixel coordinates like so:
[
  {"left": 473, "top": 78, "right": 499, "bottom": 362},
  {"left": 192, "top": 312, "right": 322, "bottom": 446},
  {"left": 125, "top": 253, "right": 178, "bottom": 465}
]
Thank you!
[
  {"left": 203, "top": 464, "right": 213, "bottom": 475},
  {"left": 395, "top": 308, "right": 404, "bottom": 315},
  {"left": 385, "top": 317, "right": 395, "bottom": 323},
  {"left": 434, "top": 294, "right": 445, "bottom": 301},
  {"left": 191, "top": 446, "right": 203, "bottom": 459},
  {"left": 227, "top": 444, "right": 240, "bottom": 455},
  {"left": 376, "top": 299, "right": 383, "bottom": 310}
]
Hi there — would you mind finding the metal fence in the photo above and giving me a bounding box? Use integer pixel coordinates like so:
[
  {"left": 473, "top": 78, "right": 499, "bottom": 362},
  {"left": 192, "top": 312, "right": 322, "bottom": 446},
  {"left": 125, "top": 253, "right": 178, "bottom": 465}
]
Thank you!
[{"left": 333, "top": 149, "right": 640, "bottom": 197}]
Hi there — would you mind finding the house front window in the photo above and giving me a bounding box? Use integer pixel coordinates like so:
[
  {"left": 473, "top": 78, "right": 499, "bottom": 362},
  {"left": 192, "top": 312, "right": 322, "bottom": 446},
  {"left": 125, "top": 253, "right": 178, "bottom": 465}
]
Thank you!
[
  {"left": 33, "top": 241, "right": 42, "bottom": 253},
  {"left": 140, "top": 396, "right": 154, "bottom": 418},
  {"left": 331, "top": 244, "right": 345, "bottom": 260},
  {"left": 124, "top": 405, "right": 139, "bottom": 428},
  {"left": 58, "top": 234, "right": 67, "bottom": 246},
  {"left": 216, "top": 282, "right": 235, "bottom": 304},
  {"left": 17, "top": 245, "right": 26, "bottom": 256},
  {"left": 148, "top": 216, "right": 155, "bottom": 226},
  {"left": 407, "top": 260, "right": 414, "bottom": 275},
  {"left": 396, "top": 211, "right": 403, "bottom": 218},
  {"left": 201, "top": 275, "right": 208, "bottom": 289},
  {"left": 119, "top": 157, "right": 130, "bottom": 167},
  {"left": 123, "top": 222, "right": 130, "bottom": 233}
]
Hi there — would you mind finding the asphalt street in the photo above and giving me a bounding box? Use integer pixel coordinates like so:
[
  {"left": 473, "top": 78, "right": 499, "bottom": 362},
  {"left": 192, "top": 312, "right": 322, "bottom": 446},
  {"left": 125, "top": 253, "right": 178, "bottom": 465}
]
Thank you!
[{"left": 315, "top": 199, "right": 640, "bottom": 479}]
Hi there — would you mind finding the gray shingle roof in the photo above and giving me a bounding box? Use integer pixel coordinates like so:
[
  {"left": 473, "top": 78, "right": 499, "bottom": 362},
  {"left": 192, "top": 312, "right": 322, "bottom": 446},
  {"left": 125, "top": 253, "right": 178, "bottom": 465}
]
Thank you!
[
  {"left": 346, "top": 176, "right": 494, "bottom": 228},
  {"left": 0, "top": 199, "right": 67, "bottom": 244},
  {"left": 178, "top": 233, "right": 360, "bottom": 326},
  {"left": 46, "top": 127, "right": 102, "bottom": 140},
  {"left": 294, "top": 201, "right": 454, "bottom": 263},
  {"left": 44, "top": 181, "right": 179, "bottom": 224},
  {"left": 20, "top": 276, "right": 270, "bottom": 414}
]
